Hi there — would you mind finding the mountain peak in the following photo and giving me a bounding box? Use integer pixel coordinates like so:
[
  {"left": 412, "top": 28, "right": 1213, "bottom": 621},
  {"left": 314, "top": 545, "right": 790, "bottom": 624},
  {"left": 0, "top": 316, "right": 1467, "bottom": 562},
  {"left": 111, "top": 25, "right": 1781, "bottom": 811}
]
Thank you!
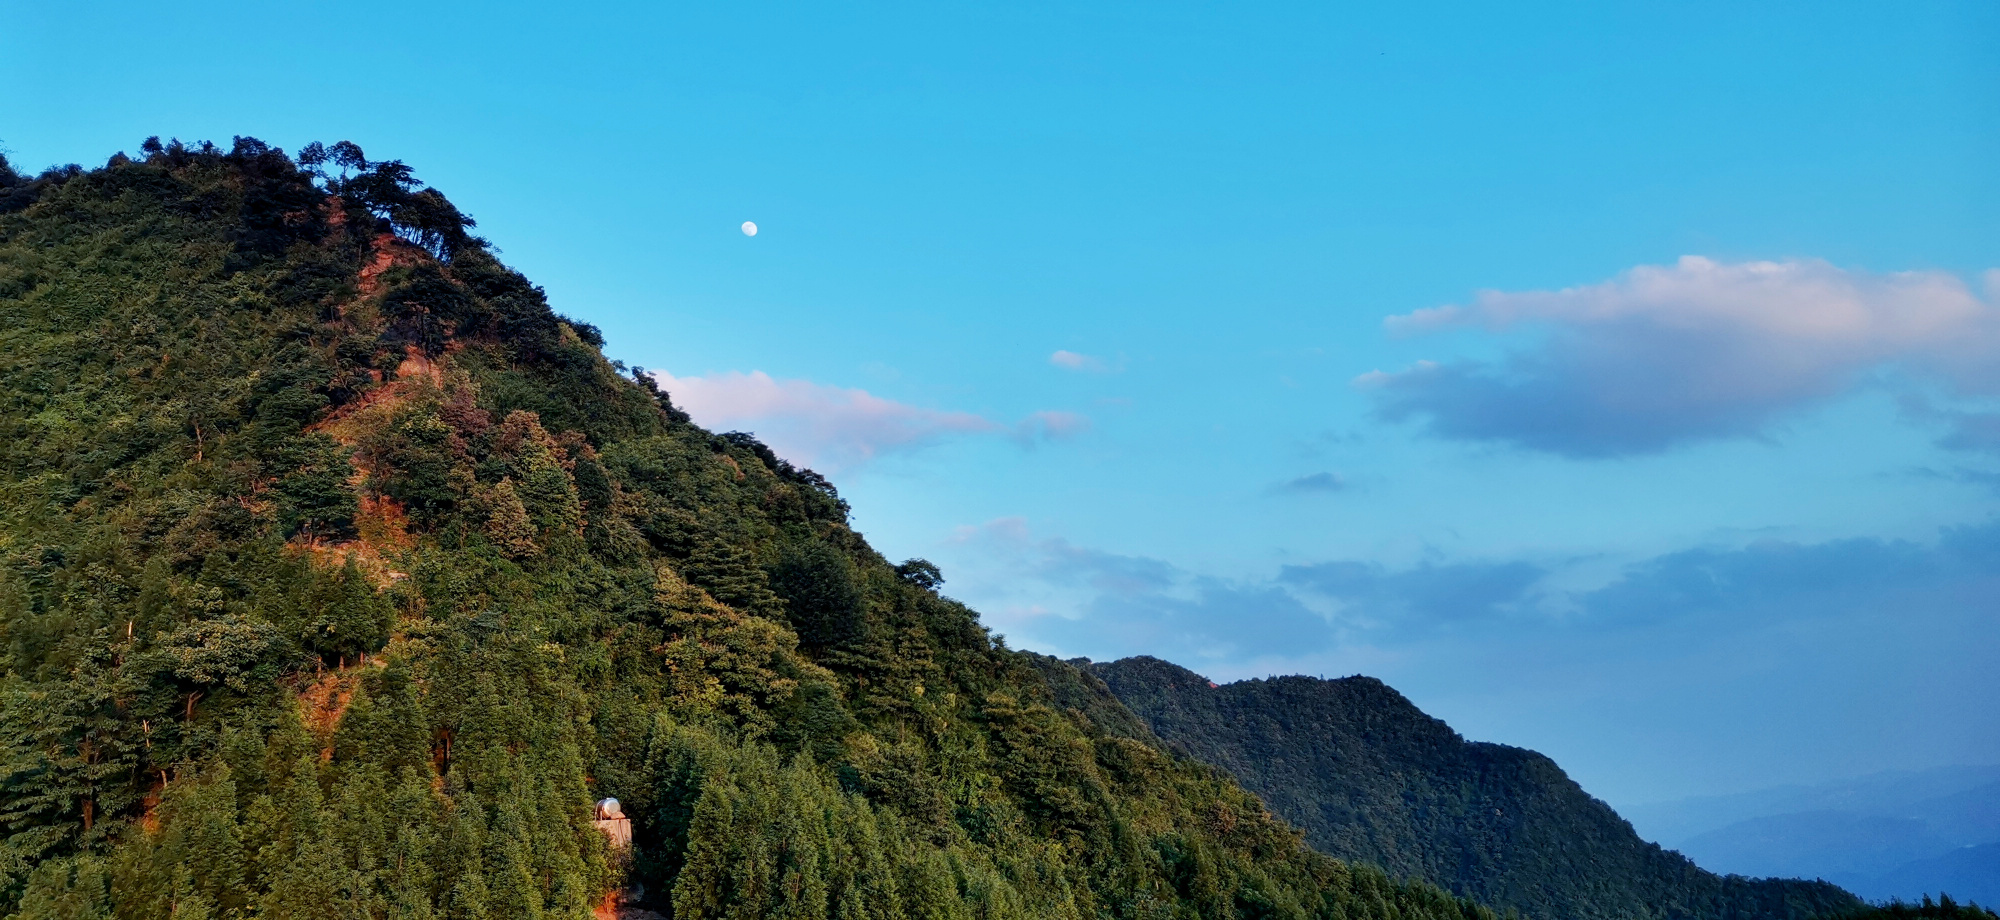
[
  {"left": 0, "top": 140, "right": 1498, "bottom": 919},
  {"left": 1089, "top": 658, "right": 1862, "bottom": 920}
]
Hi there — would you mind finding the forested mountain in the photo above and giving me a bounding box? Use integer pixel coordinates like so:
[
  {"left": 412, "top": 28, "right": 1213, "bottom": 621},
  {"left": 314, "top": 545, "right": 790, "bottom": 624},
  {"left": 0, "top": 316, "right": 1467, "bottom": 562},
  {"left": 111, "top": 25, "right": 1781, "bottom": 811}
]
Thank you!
[
  {"left": 0, "top": 139, "right": 1515, "bottom": 920},
  {"left": 1084, "top": 656, "right": 1865, "bottom": 920}
]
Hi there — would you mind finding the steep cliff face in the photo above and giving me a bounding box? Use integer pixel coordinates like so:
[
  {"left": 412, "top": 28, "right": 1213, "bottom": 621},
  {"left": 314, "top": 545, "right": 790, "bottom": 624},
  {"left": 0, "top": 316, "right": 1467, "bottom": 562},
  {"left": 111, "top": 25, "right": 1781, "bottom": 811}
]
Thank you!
[
  {"left": 0, "top": 140, "right": 1496, "bottom": 920},
  {"left": 1090, "top": 656, "right": 1863, "bottom": 920}
]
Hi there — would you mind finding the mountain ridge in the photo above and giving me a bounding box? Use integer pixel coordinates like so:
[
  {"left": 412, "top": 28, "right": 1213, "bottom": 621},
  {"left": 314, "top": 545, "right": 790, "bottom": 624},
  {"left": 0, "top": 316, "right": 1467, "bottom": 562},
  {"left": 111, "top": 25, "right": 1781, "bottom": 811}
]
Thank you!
[{"left": 1081, "top": 655, "right": 1863, "bottom": 920}]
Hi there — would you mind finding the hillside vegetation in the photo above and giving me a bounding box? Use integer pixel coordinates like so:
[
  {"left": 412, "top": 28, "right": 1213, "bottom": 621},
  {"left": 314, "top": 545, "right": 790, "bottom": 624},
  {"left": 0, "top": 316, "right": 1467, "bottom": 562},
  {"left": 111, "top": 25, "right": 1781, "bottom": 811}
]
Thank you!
[
  {"left": 0, "top": 139, "right": 1508, "bottom": 920},
  {"left": 1085, "top": 656, "right": 1864, "bottom": 920}
]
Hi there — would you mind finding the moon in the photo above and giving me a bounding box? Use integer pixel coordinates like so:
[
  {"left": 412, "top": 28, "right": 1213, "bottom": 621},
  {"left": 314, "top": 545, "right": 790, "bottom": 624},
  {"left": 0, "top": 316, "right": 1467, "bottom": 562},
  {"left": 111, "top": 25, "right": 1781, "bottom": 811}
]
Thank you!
[{"left": 741, "top": 221, "right": 758, "bottom": 237}]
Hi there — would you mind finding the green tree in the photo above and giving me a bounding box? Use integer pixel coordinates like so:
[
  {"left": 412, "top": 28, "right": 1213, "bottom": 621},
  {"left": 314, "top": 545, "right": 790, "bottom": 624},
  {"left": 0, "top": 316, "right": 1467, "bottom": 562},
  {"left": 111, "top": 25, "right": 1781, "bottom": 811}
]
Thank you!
[
  {"left": 770, "top": 540, "right": 866, "bottom": 649},
  {"left": 272, "top": 434, "right": 359, "bottom": 541},
  {"left": 684, "top": 537, "right": 784, "bottom": 620},
  {"left": 295, "top": 559, "right": 394, "bottom": 664}
]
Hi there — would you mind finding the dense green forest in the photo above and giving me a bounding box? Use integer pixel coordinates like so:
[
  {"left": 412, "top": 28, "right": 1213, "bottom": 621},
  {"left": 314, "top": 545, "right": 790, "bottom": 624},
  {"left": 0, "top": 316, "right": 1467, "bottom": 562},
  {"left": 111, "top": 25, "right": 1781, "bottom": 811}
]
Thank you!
[
  {"left": 0, "top": 138, "right": 1520, "bottom": 920},
  {"left": 1083, "top": 656, "right": 1865, "bottom": 920}
]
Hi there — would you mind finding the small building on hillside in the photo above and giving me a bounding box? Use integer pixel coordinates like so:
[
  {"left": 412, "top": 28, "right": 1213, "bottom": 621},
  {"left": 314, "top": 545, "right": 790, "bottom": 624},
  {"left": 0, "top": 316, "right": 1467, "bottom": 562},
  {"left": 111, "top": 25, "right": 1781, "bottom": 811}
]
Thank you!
[{"left": 594, "top": 798, "right": 632, "bottom": 852}]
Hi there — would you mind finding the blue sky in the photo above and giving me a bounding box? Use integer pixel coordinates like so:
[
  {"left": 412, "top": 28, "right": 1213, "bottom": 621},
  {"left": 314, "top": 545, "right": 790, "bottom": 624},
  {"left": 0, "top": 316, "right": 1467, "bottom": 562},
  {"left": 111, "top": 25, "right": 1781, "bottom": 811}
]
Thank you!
[{"left": 5, "top": 0, "right": 1997, "bottom": 812}]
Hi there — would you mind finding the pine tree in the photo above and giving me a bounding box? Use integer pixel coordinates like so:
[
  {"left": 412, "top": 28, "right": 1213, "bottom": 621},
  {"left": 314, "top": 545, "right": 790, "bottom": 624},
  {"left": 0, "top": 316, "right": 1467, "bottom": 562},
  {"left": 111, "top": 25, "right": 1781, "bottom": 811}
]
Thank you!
[
  {"left": 494, "top": 411, "right": 584, "bottom": 544},
  {"left": 768, "top": 540, "right": 866, "bottom": 649},
  {"left": 475, "top": 478, "right": 540, "bottom": 560},
  {"left": 153, "top": 768, "right": 247, "bottom": 916},
  {"left": 382, "top": 769, "right": 444, "bottom": 920},
  {"left": 13, "top": 855, "right": 113, "bottom": 920},
  {"left": 683, "top": 537, "right": 784, "bottom": 620},
  {"left": 296, "top": 558, "right": 396, "bottom": 664}
]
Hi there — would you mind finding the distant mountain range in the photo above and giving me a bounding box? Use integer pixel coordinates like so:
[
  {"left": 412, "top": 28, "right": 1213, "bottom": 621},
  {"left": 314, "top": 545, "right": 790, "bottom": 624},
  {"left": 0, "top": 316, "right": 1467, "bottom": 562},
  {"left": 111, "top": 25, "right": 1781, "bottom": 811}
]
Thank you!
[
  {"left": 1034, "top": 654, "right": 1862, "bottom": 920},
  {"left": 1626, "top": 766, "right": 2000, "bottom": 905}
]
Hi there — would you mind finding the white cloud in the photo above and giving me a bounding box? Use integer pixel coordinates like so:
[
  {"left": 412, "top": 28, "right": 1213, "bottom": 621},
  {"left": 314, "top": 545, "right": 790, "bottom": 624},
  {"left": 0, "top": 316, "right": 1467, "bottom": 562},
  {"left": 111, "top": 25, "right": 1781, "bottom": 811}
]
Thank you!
[
  {"left": 652, "top": 370, "right": 997, "bottom": 472},
  {"left": 1051, "top": 350, "right": 1123, "bottom": 373},
  {"left": 1049, "top": 350, "right": 1101, "bottom": 371},
  {"left": 651, "top": 370, "right": 1094, "bottom": 472},
  {"left": 1360, "top": 257, "right": 2000, "bottom": 457}
]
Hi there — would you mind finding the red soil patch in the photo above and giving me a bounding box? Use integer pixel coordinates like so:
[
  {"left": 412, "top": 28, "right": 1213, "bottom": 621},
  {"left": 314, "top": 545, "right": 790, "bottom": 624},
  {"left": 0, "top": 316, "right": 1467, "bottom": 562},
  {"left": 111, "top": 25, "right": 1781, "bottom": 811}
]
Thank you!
[
  {"left": 594, "top": 892, "right": 665, "bottom": 920},
  {"left": 310, "top": 343, "right": 460, "bottom": 443},
  {"left": 354, "top": 492, "right": 414, "bottom": 552},
  {"left": 138, "top": 781, "right": 164, "bottom": 834},
  {"left": 357, "top": 232, "right": 425, "bottom": 297},
  {"left": 299, "top": 668, "right": 364, "bottom": 759},
  {"left": 395, "top": 348, "right": 446, "bottom": 386}
]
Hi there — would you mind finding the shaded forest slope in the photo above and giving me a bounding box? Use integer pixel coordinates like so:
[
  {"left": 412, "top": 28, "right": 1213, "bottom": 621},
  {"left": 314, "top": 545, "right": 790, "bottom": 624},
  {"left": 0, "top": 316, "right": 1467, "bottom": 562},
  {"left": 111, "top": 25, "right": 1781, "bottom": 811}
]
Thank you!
[
  {"left": 0, "top": 139, "right": 1502, "bottom": 920},
  {"left": 1085, "top": 656, "right": 1863, "bottom": 920}
]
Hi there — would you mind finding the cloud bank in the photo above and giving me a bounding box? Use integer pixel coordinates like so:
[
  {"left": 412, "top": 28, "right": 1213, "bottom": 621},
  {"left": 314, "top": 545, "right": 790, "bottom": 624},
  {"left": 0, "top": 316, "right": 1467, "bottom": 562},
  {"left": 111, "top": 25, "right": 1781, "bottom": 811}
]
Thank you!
[
  {"left": 949, "top": 514, "right": 2000, "bottom": 700},
  {"left": 950, "top": 519, "right": 1335, "bottom": 662},
  {"left": 1280, "top": 558, "right": 1545, "bottom": 633},
  {"left": 1358, "top": 257, "right": 2000, "bottom": 457},
  {"left": 943, "top": 517, "right": 1851, "bottom": 667},
  {"left": 943, "top": 518, "right": 2000, "bottom": 799}
]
